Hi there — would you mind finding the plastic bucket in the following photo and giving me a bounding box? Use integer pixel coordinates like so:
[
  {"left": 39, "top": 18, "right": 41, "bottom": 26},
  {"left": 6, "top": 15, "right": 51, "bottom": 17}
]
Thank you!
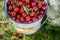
[{"left": 3, "top": 0, "right": 48, "bottom": 34}]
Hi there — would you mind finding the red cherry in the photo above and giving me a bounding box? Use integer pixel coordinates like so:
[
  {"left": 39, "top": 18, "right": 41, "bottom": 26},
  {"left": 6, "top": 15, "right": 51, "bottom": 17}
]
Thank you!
[
  {"left": 22, "top": 13, "right": 27, "bottom": 17},
  {"left": 25, "top": 0, "right": 30, "bottom": 3},
  {"left": 26, "top": 5, "right": 30, "bottom": 8},
  {"left": 14, "top": 8, "right": 19, "bottom": 12},
  {"left": 33, "top": 6, "right": 38, "bottom": 11},
  {"left": 30, "top": 12, "right": 35, "bottom": 17},
  {"left": 36, "top": 11, "right": 40, "bottom": 14},
  {"left": 17, "top": 15, "right": 20, "bottom": 19},
  {"left": 29, "top": 8, "right": 33, "bottom": 12},
  {"left": 20, "top": 17, "right": 24, "bottom": 22},
  {"left": 11, "top": 1, "right": 14, "bottom": 5},
  {"left": 38, "top": 3, "right": 42, "bottom": 8},
  {"left": 32, "top": 17, "right": 37, "bottom": 22},
  {"left": 42, "top": 6, "right": 46, "bottom": 11},
  {"left": 11, "top": 12, "right": 16, "bottom": 17},
  {"left": 18, "top": 34, "right": 23, "bottom": 38},
  {"left": 42, "top": 1, "right": 46, "bottom": 6},
  {"left": 26, "top": 16, "right": 31, "bottom": 21},
  {"left": 21, "top": 7, "right": 24, "bottom": 10},
  {"left": 6, "top": 2, "right": 10, "bottom": 6},
  {"left": 20, "top": 9, "right": 24, "bottom": 13},
  {"left": 40, "top": 10, "right": 44, "bottom": 14},
  {"left": 37, "top": 16, "right": 41, "bottom": 19},
  {"left": 31, "top": 2, "right": 36, "bottom": 7},
  {"left": 18, "top": 2, "right": 23, "bottom": 6},
  {"left": 8, "top": 5, "right": 12, "bottom": 10},
  {"left": 16, "top": 19, "right": 20, "bottom": 22},
  {"left": 23, "top": 2, "right": 26, "bottom": 5},
  {"left": 37, "top": 14, "right": 42, "bottom": 19},
  {"left": 13, "top": 32, "right": 18, "bottom": 36}
]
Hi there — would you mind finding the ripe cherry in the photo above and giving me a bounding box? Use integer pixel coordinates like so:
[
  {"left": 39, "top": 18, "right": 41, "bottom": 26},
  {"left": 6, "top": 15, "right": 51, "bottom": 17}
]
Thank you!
[
  {"left": 20, "top": 17, "right": 24, "bottom": 22},
  {"left": 11, "top": 1, "right": 14, "bottom": 5},
  {"left": 37, "top": 14, "right": 42, "bottom": 19},
  {"left": 18, "top": 2, "right": 23, "bottom": 6},
  {"left": 16, "top": 19, "right": 20, "bottom": 22},
  {"left": 8, "top": 5, "right": 12, "bottom": 10},
  {"left": 42, "top": 6, "right": 46, "bottom": 11},
  {"left": 38, "top": 3, "right": 42, "bottom": 8},
  {"left": 42, "top": 1, "right": 46, "bottom": 6},
  {"left": 11, "top": 12, "right": 16, "bottom": 17},
  {"left": 29, "top": 8, "right": 33, "bottom": 12},
  {"left": 20, "top": 9, "right": 25, "bottom": 13},
  {"left": 31, "top": 2, "right": 36, "bottom": 7},
  {"left": 32, "top": 17, "right": 37, "bottom": 22},
  {"left": 13, "top": 32, "right": 18, "bottom": 36},
  {"left": 6, "top": 2, "right": 11, "bottom": 6},
  {"left": 40, "top": 10, "right": 44, "bottom": 14},
  {"left": 18, "top": 34, "right": 23, "bottom": 38},
  {"left": 25, "top": 0, "right": 30, "bottom": 3},
  {"left": 22, "top": 13, "right": 27, "bottom": 17},
  {"left": 33, "top": 6, "right": 38, "bottom": 11},
  {"left": 17, "top": 15, "right": 20, "bottom": 19},
  {"left": 36, "top": 10, "right": 40, "bottom": 14},
  {"left": 26, "top": 5, "right": 30, "bottom": 8},
  {"left": 26, "top": 16, "right": 31, "bottom": 21},
  {"left": 14, "top": 7, "right": 19, "bottom": 12},
  {"left": 30, "top": 12, "right": 35, "bottom": 17}
]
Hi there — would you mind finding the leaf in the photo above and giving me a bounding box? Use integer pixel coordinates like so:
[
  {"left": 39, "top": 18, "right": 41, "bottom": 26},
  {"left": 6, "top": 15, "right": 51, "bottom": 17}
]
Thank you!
[
  {"left": 48, "top": 0, "right": 52, "bottom": 6},
  {"left": 23, "top": 6, "right": 30, "bottom": 15},
  {"left": 23, "top": 34, "right": 27, "bottom": 40}
]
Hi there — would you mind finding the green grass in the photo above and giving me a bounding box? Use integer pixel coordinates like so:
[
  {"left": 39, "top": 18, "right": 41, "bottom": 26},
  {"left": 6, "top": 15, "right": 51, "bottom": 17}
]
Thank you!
[{"left": 0, "top": 0, "right": 60, "bottom": 40}]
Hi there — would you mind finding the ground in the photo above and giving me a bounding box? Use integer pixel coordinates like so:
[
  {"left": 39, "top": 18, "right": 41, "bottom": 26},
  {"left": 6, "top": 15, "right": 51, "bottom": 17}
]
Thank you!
[{"left": 0, "top": 0, "right": 60, "bottom": 40}]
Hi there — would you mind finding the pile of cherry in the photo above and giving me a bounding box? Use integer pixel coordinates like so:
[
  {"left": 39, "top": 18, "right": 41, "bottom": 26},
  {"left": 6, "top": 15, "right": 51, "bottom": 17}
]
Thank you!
[{"left": 7, "top": 0, "right": 47, "bottom": 23}]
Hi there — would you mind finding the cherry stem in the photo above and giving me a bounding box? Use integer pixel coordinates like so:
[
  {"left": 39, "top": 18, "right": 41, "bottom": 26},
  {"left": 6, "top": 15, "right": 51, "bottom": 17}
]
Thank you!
[{"left": 14, "top": 0, "right": 18, "bottom": 6}]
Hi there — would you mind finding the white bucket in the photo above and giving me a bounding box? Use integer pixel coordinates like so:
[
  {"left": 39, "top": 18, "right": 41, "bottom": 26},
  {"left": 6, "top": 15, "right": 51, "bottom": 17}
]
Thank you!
[
  {"left": 3, "top": 0, "right": 48, "bottom": 34},
  {"left": 13, "top": 17, "right": 42, "bottom": 34}
]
